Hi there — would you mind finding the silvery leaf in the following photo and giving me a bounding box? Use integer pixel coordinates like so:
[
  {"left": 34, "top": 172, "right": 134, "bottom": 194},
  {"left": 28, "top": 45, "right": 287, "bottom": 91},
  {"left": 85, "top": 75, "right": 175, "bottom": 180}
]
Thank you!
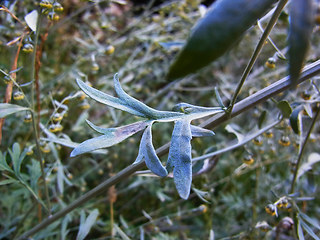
[
  {"left": 135, "top": 124, "right": 168, "bottom": 177},
  {"left": 167, "top": 119, "right": 192, "bottom": 199},
  {"left": 71, "top": 121, "right": 148, "bottom": 157}
]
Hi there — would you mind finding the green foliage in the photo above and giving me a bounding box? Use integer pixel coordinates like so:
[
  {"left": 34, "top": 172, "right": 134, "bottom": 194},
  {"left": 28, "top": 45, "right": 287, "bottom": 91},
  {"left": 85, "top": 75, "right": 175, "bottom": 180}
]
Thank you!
[
  {"left": 0, "top": 104, "right": 30, "bottom": 118},
  {"left": 76, "top": 209, "right": 99, "bottom": 240},
  {"left": 167, "top": 0, "right": 278, "bottom": 80},
  {"left": 288, "top": 0, "right": 315, "bottom": 84}
]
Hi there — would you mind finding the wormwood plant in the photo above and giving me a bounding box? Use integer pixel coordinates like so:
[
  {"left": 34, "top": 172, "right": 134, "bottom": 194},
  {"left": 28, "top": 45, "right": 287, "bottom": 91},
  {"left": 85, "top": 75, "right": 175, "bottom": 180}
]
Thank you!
[
  {"left": 1, "top": 0, "right": 320, "bottom": 239},
  {"left": 71, "top": 73, "right": 224, "bottom": 199}
]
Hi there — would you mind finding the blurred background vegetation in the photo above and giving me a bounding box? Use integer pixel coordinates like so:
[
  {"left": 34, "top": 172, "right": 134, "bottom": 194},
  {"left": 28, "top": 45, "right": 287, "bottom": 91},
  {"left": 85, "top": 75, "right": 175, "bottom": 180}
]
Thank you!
[{"left": 0, "top": 0, "right": 319, "bottom": 239}]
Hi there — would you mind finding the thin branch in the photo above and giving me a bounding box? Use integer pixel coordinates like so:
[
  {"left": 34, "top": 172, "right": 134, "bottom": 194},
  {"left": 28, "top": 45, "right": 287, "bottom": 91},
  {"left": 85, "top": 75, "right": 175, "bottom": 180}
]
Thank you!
[
  {"left": 289, "top": 106, "right": 320, "bottom": 193},
  {"left": 0, "top": 33, "right": 25, "bottom": 144},
  {"left": 228, "top": 0, "right": 288, "bottom": 113},
  {"left": 29, "top": 12, "right": 52, "bottom": 215},
  {"left": 17, "top": 59, "right": 320, "bottom": 240}
]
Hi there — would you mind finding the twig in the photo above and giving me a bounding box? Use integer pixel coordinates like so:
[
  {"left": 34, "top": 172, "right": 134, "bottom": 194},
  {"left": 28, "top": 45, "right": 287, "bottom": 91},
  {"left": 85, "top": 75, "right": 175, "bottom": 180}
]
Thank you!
[
  {"left": 0, "top": 34, "right": 24, "bottom": 144},
  {"left": 228, "top": 0, "right": 288, "bottom": 114},
  {"left": 17, "top": 59, "right": 320, "bottom": 240},
  {"left": 29, "top": 12, "right": 52, "bottom": 215},
  {"left": 0, "top": 5, "right": 24, "bottom": 25},
  {"left": 289, "top": 106, "right": 320, "bottom": 193}
]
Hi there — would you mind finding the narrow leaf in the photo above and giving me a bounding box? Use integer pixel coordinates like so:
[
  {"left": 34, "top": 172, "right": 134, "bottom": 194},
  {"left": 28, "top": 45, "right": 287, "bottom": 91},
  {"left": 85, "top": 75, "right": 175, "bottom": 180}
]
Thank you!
[
  {"left": 190, "top": 125, "right": 215, "bottom": 137},
  {"left": 71, "top": 121, "right": 147, "bottom": 157},
  {"left": 76, "top": 79, "right": 144, "bottom": 117},
  {"left": 299, "top": 212, "right": 320, "bottom": 230},
  {"left": 225, "top": 124, "right": 244, "bottom": 143},
  {"left": 290, "top": 107, "right": 302, "bottom": 134},
  {"left": 167, "top": 0, "right": 278, "bottom": 80},
  {"left": 288, "top": 0, "right": 314, "bottom": 85},
  {"left": 0, "top": 179, "right": 19, "bottom": 185},
  {"left": 10, "top": 143, "right": 21, "bottom": 176},
  {"left": 0, "top": 103, "right": 29, "bottom": 118},
  {"left": 113, "top": 224, "right": 131, "bottom": 240},
  {"left": 0, "top": 152, "right": 13, "bottom": 173},
  {"left": 298, "top": 220, "right": 305, "bottom": 240},
  {"left": 76, "top": 209, "right": 99, "bottom": 240},
  {"left": 137, "top": 125, "right": 168, "bottom": 177},
  {"left": 113, "top": 74, "right": 183, "bottom": 119},
  {"left": 258, "top": 110, "right": 267, "bottom": 129},
  {"left": 159, "top": 41, "right": 184, "bottom": 49},
  {"left": 57, "top": 165, "right": 64, "bottom": 194},
  {"left": 192, "top": 187, "right": 210, "bottom": 203},
  {"left": 300, "top": 219, "right": 320, "bottom": 240},
  {"left": 42, "top": 137, "right": 78, "bottom": 148},
  {"left": 27, "top": 159, "right": 41, "bottom": 191},
  {"left": 86, "top": 119, "right": 148, "bottom": 135},
  {"left": 167, "top": 119, "right": 192, "bottom": 199}
]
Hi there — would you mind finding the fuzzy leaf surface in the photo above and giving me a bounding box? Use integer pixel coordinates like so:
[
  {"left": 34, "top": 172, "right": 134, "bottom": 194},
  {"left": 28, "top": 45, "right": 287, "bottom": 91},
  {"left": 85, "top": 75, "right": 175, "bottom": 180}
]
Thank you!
[
  {"left": 190, "top": 125, "right": 215, "bottom": 137},
  {"left": 135, "top": 124, "right": 168, "bottom": 177},
  {"left": 76, "top": 78, "right": 144, "bottom": 117},
  {"left": 71, "top": 121, "right": 148, "bottom": 157},
  {"left": 167, "top": 119, "right": 192, "bottom": 199}
]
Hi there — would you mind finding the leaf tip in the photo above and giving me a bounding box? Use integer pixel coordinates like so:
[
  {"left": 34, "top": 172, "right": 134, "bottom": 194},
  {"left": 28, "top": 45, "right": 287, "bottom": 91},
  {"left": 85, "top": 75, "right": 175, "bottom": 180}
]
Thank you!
[{"left": 70, "top": 149, "right": 78, "bottom": 158}]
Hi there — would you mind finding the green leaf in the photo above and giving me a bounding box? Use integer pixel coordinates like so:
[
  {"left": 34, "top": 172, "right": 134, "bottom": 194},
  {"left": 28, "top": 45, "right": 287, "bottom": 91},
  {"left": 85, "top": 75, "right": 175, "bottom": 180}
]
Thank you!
[
  {"left": 277, "top": 101, "right": 292, "bottom": 119},
  {"left": 167, "top": 119, "right": 192, "bottom": 199},
  {"left": 290, "top": 107, "right": 302, "bottom": 134},
  {"left": 0, "top": 152, "right": 13, "bottom": 173},
  {"left": 288, "top": 0, "right": 314, "bottom": 85},
  {"left": 0, "top": 103, "right": 29, "bottom": 118},
  {"left": 27, "top": 159, "right": 41, "bottom": 191},
  {"left": 71, "top": 121, "right": 148, "bottom": 157},
  {"left": 76, "top": 209, "right": 99, "bottom": 240},
  {"left": 9, "top": 143, "right": 23, "bottom": 176},
  {"left": 258, "top": 110, "right": 267, "bottom": 129},
  {"left": 0, "top": 178, "right": 19, "bottom": 186},
  {"left": 167, "top": 0, "right": 278, "bottom": 80},
  {"left": 135, "top": 124, "right": 168, "bottom": 177}
]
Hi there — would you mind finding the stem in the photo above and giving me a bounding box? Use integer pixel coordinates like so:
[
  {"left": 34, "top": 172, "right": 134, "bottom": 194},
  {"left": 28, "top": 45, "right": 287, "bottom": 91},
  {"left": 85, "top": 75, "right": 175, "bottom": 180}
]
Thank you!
[
  {"left": 289, "top": 106, "right": 320, "bottom": 193},
  {"left": 29, "top": 12, "right": 52, "bottom": 215},
  {"left": 31, "top": 111, "right": 51, "bottom": 213},
  {"left": 228, "top": 0, "right": 288, "bottom": 114},
  {"left": 0, "top": 33, "right": 24, "bottom": 144},
  {"left": 110, "top": 201, "right": 114, "bottom": 237},
  {"left": 17, "top": 59, "right": 320, "bottom": 240}
]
